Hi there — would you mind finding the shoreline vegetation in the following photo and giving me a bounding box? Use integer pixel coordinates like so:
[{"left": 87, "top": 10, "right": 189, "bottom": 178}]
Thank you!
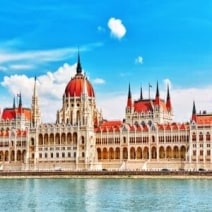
[{"left": 1, "top": 170, "right": 212, "bottom": 179}]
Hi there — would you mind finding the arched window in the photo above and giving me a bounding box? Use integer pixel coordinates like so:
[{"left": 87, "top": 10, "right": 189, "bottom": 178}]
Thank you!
[
  {"left": 199, "top": 132, "right": 203, "bottom": 141},
  {"left": 206, "top": 132, "right": 210, "bottom": 141},
  {"left": 192, "top": 133, "right": 196, "bottom": 141}
]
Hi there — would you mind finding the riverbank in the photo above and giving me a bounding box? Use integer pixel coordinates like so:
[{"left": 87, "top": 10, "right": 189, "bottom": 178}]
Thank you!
[{"left": 1, "top": 170, "right": 212, "bottom": 179}]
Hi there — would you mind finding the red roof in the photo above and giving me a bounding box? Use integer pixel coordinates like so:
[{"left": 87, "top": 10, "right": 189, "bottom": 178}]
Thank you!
[
  {"left": 134, "top": 100, "right": 152, "bottom": 112},
  {"left": 100, "top": 120, "right": 122, "bottom": 128},
  {"left": 195, "top": 114, "right": 212, "bottom": 125},
  {"left": 134, "top": 99, "right": 167, "bottom": 113},
  {"left": 2, "top": 108, "right": 31, "bottom": 121},
  {"left": 65, "top": 73, "right": 95, "bottom": 97}
]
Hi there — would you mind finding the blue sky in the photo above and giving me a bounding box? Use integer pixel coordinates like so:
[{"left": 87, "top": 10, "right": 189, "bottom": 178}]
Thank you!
[{"left": 1, "top": 0, "right": 212, "bottom": 122}]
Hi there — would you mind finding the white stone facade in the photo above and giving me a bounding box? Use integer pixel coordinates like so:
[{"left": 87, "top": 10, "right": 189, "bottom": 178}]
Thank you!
[{"left": 0, "top": 58, "right": 211, "bottom": 171}]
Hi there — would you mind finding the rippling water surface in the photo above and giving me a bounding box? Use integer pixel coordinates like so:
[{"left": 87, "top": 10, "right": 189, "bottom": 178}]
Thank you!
[{"left": 0, "top": 178, "right": 212, "bottom": 211}]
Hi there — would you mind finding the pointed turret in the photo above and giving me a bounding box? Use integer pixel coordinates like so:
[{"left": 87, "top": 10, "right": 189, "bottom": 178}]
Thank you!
[
  {"left": 31, "top": 76, "right": 41, "bottom": 126},
  {"left": 166, "top": 84, "right": 172, "bottom": 112},
  {"left": 76, "top": 51, "right": 82, "bottom": 74},
  {"left": 13, "top": 97, "right": 16, "bottom": 109},
  {"left": 140, "top": 85, "right": 143, "bottom": 100},
  {"left": 155, "top": 81, "right": 160, "bottom": 105},
  {"left": 127, "top": 83, "right": 133, "bottom": 108},
  {"left": 18, "top": 93, "right": 22, "bottom": 108},
  {"left": 33, "top": 76, "right": 37, "bottom": 96},
  {"left": 191, "top": 101, "right": 197, "bottom": 122}
]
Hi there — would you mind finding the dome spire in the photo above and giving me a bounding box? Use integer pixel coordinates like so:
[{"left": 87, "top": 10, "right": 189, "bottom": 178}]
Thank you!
[{"left": 76, "top": 50, "right": 82, "bottom": 74}]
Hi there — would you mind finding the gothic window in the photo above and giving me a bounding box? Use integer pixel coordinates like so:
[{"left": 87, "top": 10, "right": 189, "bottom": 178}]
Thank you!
[
  {"left": 81, "top": 136, "right": 84, "bottom": 144},
  {"left": 192, "top": 133, "right": 196, "bottom": 141},
  {"left": 31, "top": 138, "right": 34, "bottom": 146},
  {"left": 206, "top": 132, "right": 210, "bottom": 141},
  {"left": 199, "top": 132, "right": 203, "bottom": 141}
]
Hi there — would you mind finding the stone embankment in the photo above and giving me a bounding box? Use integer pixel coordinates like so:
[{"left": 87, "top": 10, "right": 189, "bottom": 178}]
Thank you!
[{"left": 0, "top": 170, "right": 212, "bottom": 179}]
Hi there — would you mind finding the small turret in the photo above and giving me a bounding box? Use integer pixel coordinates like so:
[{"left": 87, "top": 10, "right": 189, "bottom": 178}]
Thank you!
[
  {"left": 155, "top": 81, "right": 160, "bottom": 105},
  {"left": 13, "top": 97, "right": 16, "bottom": 109},
  {"left": 140, "top": 85, "right": 143, "bottom": 100},
  {"left": 31, "top": 76, "right": 41, "bottom": 126},
  {"left": 18, "top": 93, "right": 22, "bottom": 108},
  {"left": 127, "top": 83, "right": 133, "bottom": 108},
  {"left": 166, "top": 84, "right": 172, "bottom": 112},
  {"left": 191, "top": 101, "right": 197, "bottom": 122}
]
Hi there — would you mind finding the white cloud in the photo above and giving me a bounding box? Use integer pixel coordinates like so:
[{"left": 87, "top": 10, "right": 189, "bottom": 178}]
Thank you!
[
  {"left": 1, "top": 63, "right": 78, "bottom": 122},
  {"left": 9, "top": 64, "right": 35, "bottom": 70},
  {"left": 0, "top": 42, "right": 103, "bottom": 72},
  {"left": 97, "top": 83, "right": 212, "bottom": 123},
  {"left": 97, "top": 92, "right": 126, "bottom": 121},
  {"left": 1, "top": 66, "right": 212, "bottom": 125},
  {"left": 0, "top": 47, "right": 77, "bottom": 64},
  {"left": 107, "top": 17, "right": 126, "bottom": 39},
  {"left": 0, "top": 66, "right": 7, "bottom": 71},
  {"left": 135, "top": 56, "right": 143, "bottom": 64},
  {"left": 93, "top": 78, "right": 105, "bottom": 84}
]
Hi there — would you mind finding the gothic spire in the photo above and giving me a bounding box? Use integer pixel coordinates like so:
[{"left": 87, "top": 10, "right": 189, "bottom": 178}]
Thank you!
[
  {"left": 127, "top": 83, "right": 132, "bottom": 108},
  {"left": 192, "top": 101, "right": 197, "bottom": 122},
  {"left": 140, "top": 85, "right": 143, "bottom": 100},
  {"left": 76, "top": 50, "right": 82, "bottom": 74},
  {"left": 192, "top": 101, "right": 196, "bottom": 115},
  {"left": 156, "top": 81, "right": 159, "bottom": 98},
  {"left": 18, "top": 93, "right": 22, "bottom": 108},
  {"left": 13, "top": 96, "right": 16, "bottom": 109},
  {"left": 155, "top": 81, "right": 160, "bottom": 105},
  {"left": 128, "top": 83, "right": 131, "bottom": 99},
  {"left": 166, "top": 84, "right": 172, "bottom": 111},
  {"left": 33, "top": 76, "right": 37, "bottom": 97},
  {"left": 31, "top": 76, "right": 41, "bottom": 126}
]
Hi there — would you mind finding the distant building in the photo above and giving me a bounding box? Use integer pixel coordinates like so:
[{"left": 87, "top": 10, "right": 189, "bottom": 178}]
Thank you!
[{"left": 0, "top": 54, "right": 211, "bottom": 171}]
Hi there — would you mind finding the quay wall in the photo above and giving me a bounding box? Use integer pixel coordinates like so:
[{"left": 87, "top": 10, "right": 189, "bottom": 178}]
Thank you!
[{"left": 0, "top": 170, "right": 212, "bottom": 178}]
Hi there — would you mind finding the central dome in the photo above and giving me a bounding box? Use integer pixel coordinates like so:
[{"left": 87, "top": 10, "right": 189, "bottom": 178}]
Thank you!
[{"left": 64, "top": 54, "right": 95, "bottom": 97}]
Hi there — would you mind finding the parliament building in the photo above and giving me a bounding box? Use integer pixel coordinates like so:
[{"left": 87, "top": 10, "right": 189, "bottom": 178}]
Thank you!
[{"left": 0, "top": 55, "right": 211, "bottom": 171}]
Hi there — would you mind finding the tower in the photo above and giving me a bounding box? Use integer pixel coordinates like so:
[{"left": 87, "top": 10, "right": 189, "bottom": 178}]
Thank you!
[
  {"left": 31, "top": 76, "right": 41, "bottom": 127},
  {"left": 56, "top": 53, "right": 102, "bottom": 169}
]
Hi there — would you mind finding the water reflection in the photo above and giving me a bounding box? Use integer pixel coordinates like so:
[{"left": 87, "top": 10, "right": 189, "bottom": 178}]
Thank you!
[{"left": 0, "top": 179, "right": 212, "bottom": 211}]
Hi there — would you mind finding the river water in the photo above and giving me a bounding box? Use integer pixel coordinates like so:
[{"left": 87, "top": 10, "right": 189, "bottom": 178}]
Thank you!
[{"left": 0, "top": 178, "right": 212, "bottom": 211}]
